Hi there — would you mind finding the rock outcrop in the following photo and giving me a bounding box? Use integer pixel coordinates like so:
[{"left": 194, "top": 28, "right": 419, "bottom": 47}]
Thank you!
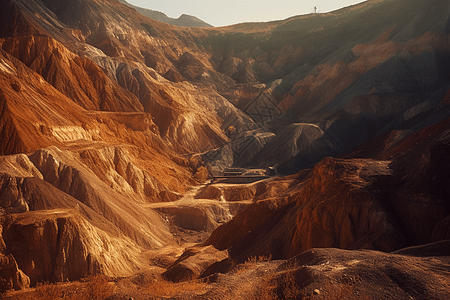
[
  {"left": 201, "top": 0, "right": 450, "bottom": 173},
  {"left": 0, "top": 148, "right": 178, "bottom": 287},
  {"left": 1, "top": 210, "right": 145, "bottom": 285},
  {"left": 162, "top": 246, "right": 227, "bottom": 282},
  {"left": 206, "top": 158, "right": 405, "bottom": 262},
  {"left": 207, "top": 116, "right": 450, "bottom": 265}
]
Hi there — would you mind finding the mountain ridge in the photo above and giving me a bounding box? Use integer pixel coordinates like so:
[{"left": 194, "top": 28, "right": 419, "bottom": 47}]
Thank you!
[{"left": 117, "top": 0, "right": 213, "bottom": 28}]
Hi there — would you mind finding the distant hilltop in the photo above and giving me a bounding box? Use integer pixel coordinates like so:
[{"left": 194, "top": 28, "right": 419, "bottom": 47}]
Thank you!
[{"left": 118, "top": 0, "right": 213, "bottom": 27}]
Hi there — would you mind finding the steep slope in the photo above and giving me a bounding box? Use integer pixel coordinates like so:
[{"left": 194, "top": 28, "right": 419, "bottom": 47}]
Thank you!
[
  {"left": 2, "top": 0, "right": 450, "bottom": 173},
  {"left": 0, "top": 0, "right": 233, "bottom": 154},
  {"left": 1, "top": 0, "right": 450, "bottom": 294},
  {"left": 205, "top": 114, "right": 450, "bottom": 268},
  {"left": 0, "top": 151, "right": 172, "bottom": 286},
  {"left": 0, "top": 48, "right": 91, "bottom": 155},
  {"left": 200, "top": 0, "right": 450, "bottom": 173},
  {"left": 0, "top": 46, "right": 195, "bottom": 196},
  {"left": 0, "top": 36, "right": 142, "bottom": 111},
  {"left": 7, "top": 0, "right": 449, "bottom": 174},
  {"left": 0, "top": 2, "right": 223, "bottom": 285}
]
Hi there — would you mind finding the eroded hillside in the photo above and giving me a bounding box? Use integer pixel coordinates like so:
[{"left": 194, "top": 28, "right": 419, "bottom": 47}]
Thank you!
[{"left": 0, "top": 0, "right": 450, "bottom": 298}]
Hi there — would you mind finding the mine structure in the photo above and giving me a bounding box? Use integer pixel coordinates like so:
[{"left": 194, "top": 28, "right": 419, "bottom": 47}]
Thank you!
[{"left": 211, "top": 168, "right": 270, "bottom": 183}]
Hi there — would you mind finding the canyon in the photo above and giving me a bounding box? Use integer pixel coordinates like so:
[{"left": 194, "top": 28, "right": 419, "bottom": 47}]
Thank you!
[{"left": 0, "top": 0, "right": 450, "bottom": 298}]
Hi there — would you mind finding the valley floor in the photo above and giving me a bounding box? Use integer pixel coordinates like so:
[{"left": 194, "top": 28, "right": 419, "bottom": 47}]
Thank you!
[{"left": 1, "top": 177, "right": 449, "bottom": 300}]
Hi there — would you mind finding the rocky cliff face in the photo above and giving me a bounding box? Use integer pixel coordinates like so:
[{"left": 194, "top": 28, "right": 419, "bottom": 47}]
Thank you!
[
  {"left": 206, "top": 116, "right": 450, "bottom": 267},
  {"left": 0, "top": 149, "right": 176, "bottom": 285},
  {"left": 1, "top": 211, "right": 146, "bottom": 285},
  {"left": 201, "top": 0, "right": 450, "bottom": 172}
]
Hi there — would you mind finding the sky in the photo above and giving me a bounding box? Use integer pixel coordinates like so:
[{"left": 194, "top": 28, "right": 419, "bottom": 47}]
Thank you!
[{"left": 126, "top": 0, "right": 368, "bottom": 27}]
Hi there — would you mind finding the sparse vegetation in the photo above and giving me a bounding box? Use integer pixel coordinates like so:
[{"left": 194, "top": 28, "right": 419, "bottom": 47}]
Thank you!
[
  {"left": 233, "top": 254, "right": 273, "bottom": 273},
  {"left": 82, "top": 275, "right": 114, "bottom": 300},
  {"left": 257, "top": 275, "right": 279, "bottom": 300},
  {"left": 246, "top": 254, "right": 273, "bottom": 264},
  {"left": 0, "top": 274, "right": 209, "bottom": 300},
  {"left": 34, "top": 282, "right": 62, "bottom": 300},
  {"left": 280, "top": 271, "right": 300, "bottom": 299},
  {"left": 255, "top": 271, "right": 299, "bottom": 300},
  {"left": 10, "top": 276, "right": 113, "bottom": 300},
  {"left": 146, "top": 275, "right": 206, "bottom": 297}
]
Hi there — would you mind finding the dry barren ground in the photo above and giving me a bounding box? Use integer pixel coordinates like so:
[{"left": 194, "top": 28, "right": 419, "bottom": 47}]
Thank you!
[
  {"left": 2, "top": 241, "right": 449, "bottom": 300},
  {"left": 2, "top": 176, "right": 449, "bottom": 300}
]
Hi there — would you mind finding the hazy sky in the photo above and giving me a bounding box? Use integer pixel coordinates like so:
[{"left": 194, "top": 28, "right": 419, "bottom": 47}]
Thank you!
[{"left": 126, "top": 0, "right": 367, "bottom": 27}]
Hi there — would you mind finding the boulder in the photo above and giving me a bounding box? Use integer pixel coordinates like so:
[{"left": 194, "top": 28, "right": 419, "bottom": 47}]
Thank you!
[{"left": 162, "top": 246, "right": 227, "bottom": 282}]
